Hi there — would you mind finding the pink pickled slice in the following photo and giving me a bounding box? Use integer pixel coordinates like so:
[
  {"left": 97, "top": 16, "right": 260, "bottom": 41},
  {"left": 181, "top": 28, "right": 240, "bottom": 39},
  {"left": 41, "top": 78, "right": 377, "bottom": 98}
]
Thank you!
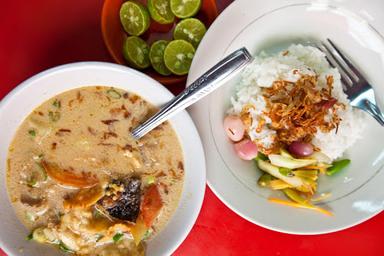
[
  {"left": 223, "top": 115, "right": 245, "bottom": 142},
  {"left": 234, "top": 139, "right": 258, "bottom": 160}
]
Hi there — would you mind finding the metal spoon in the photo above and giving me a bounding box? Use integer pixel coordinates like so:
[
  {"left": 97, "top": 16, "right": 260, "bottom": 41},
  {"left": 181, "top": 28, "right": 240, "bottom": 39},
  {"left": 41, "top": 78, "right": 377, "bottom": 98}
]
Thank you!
[{"left": 131, "top": 47, "right": 253, "bottom": 139}]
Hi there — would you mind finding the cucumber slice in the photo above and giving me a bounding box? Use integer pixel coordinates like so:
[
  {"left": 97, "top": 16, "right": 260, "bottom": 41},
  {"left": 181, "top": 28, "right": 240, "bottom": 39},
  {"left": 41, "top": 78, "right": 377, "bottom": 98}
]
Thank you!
[{"left": 268, "top": 154, "right": 317, "bottom": 169}]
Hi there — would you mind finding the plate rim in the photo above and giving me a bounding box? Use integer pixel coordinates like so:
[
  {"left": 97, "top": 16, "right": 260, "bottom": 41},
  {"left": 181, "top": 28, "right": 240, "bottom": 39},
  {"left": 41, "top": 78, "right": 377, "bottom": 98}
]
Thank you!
[{"left": 187, "top": 0, "right": 384, "bottom": 235}]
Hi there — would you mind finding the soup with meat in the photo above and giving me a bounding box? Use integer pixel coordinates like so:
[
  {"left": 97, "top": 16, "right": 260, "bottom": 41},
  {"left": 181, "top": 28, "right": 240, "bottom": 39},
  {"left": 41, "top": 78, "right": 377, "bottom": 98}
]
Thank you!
[{"left": 6, "top": 86, "right": 184, "bottom": 255}]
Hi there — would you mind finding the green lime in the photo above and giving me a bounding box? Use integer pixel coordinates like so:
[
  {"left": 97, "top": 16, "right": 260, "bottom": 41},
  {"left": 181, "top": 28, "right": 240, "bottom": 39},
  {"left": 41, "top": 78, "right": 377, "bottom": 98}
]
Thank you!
[
  {"left": 150, "top": 40, "right": 172, "bottom": 76},
  {"left": 170, "top": 0, "right": 201, "bottom": 18},
  {"left": 148, "top": 0, "right": 175, "bottom": 24},
  {"left": 164, "top": 40, "right": 195, "bottom": 75},
  {"left": 120, "top": 1, "right": 150, "bottom": 36},
  {"left": 123, "top": 36, "right": 150, "bottom": 69},
  {"left": 173, "top": 18, "right": 206, "bottom": 48}
]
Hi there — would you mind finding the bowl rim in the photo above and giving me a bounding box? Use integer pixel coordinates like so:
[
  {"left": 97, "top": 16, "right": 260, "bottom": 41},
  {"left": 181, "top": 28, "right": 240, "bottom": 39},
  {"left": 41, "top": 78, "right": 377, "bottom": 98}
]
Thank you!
[{"left": 0, "top": 61, "right": 206, "bottom": 255}]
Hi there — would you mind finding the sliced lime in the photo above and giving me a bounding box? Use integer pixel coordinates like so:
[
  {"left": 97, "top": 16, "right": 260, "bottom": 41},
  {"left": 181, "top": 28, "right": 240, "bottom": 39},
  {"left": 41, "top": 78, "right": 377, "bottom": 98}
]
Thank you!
[
  {"left": 173, "top": 18, "right": 206, "bottom": 48},
  {"left": 170, "top": 0, "right": 201, "bottom": 18},
  {"left": 123, "top": 36, "right": 150, "bottom": 69},
  {"left": 148, "top": 0, "right": 175, "bottom": 24},
  {"left": 120, "top": 1, "right": 150, "bottom": 36},
  {"left": 150, "top": 40, "right": 172, "bottom": 76},
  {"left": 164, "top": 40, "right": 195, "bottom": 75}
]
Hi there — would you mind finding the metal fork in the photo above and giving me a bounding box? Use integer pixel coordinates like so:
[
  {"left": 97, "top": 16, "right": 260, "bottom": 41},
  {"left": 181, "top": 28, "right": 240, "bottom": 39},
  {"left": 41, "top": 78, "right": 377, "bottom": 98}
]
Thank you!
[{"left": 317, "top": 39, "right": 384, "bottom": 126}]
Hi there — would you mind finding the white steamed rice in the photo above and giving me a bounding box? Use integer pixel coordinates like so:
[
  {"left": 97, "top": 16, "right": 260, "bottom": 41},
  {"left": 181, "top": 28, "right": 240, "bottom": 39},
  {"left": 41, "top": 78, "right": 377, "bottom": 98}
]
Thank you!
[{"left": 229, "top": 44, "right": 365, "bottom": 161}]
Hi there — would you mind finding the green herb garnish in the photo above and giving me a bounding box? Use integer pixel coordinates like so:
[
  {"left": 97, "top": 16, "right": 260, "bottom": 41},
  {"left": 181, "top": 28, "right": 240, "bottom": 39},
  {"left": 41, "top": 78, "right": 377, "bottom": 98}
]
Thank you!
[
  {"left": 33, "top": 154, "right": 44, "bottom": 161},
  {"left": 26, "top": 175, "right": 38, "bottom": 188},
  {"left": 143, "top": 229, "right": 153, "bottom": 240},
  {"left": 26, "top": 233, "right": 33, "bottom": 241},
  {"left": 35, "top": 162, "right": 48, "bottom": 181},
  {"left": 106, "top": 88, "right": 122, "bottom": 99},
  {"left": 25, "top": 211, "right": 36, "bottom": 222},
  {"left": 52, "top": 99, "right": 61, "bottom": 109},
  {"left": 59, "top": 241, "right": 74, "bottom": 253},
  {"left": 28, "top": 129, "right": 36, "bottom": 137},
  {"left": 112, "top": 232, "right": 124, "bottom": 243},
  {"left": 48, "top": 111, "right": 61, "bottom": 122},
  {"left": 144, "top": 175, "right": 156, "bottom": 185}
]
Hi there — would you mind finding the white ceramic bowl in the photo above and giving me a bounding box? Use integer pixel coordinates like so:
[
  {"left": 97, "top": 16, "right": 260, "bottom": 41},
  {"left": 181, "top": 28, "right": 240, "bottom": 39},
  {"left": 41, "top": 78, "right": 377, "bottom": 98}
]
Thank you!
[
  {"left": 188, "top": 0, "right": 384, "bottom": 234},
  {"left": 0, "top": 62, "right": 206, "bottom": 256}
]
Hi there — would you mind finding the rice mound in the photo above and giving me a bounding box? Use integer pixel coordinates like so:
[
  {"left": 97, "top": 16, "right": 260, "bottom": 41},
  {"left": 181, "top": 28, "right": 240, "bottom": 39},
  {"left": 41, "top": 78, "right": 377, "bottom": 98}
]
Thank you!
[{"left": 229, "top": 44, "right": 365, "bottom": 160}]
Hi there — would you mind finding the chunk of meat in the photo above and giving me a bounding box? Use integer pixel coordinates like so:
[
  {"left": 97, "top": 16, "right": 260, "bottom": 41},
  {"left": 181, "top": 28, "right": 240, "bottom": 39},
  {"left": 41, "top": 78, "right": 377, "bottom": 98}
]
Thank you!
[
  {"left": 41, "top": 161, "right": 99, "bottom": 188},
  {"left": 98, "top": 178, "right": 141, "bottom": 222},
  {"left": 140, "top": 184, "right": 163, "bottom": 227},
  {"left": 20, "top": 194, "right": 48, "bottom": 215},
  {"left": 20, "top": 194, "right": 44, "bottom": 206}
]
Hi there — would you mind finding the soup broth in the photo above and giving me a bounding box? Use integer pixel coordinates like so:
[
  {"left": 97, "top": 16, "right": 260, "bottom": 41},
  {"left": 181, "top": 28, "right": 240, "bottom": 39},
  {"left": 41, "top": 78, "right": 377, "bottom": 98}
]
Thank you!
[{"left": 7, "top": 86, "right": 184, "bottom": 255}]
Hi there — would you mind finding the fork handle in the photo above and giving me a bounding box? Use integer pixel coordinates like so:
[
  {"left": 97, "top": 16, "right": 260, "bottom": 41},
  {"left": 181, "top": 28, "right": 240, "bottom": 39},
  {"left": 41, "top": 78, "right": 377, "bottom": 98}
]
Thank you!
[{"left": 365, "top": 100, "right": 384, "bottom": 126}]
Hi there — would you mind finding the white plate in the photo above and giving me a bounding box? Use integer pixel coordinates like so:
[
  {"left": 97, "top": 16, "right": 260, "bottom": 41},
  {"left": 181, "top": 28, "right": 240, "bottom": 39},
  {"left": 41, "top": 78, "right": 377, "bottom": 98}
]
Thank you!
[
  {"left": 188, "top": 0, "right": 384, "bottom": 234},
  {"left": 0, "top": 62, "right": 206, "bottom": 255}
]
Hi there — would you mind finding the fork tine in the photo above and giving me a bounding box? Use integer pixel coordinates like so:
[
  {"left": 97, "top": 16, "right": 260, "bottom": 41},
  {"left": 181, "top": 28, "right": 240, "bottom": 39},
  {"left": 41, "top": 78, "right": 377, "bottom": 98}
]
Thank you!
[
  {"left": 364, "top": 99, "right": 384, "bottom": 126},
  {"left": 340, "top": 76, "right": 352, "bottom": 92},
  {"left": 326, "top": 39, "right": 360, "bottom": 82},
  {"left": 316, "top": 42, "right": 354, "bottom": 87},
  {"left": 321, "top": 43, "right": 354, "bottom": 84}
]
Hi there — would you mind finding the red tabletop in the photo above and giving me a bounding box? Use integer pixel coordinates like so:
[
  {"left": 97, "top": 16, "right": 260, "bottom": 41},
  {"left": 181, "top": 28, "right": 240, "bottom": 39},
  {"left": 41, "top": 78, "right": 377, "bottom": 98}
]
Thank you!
[{"left": 1, "top": 1, "right": 383, "bottom": 255}]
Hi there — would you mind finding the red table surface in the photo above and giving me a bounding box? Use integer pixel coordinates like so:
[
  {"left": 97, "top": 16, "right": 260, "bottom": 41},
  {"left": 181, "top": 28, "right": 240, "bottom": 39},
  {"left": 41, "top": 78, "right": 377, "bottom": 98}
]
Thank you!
[{"left": 1, "top": 1, "right": 383, "bottom": 255}]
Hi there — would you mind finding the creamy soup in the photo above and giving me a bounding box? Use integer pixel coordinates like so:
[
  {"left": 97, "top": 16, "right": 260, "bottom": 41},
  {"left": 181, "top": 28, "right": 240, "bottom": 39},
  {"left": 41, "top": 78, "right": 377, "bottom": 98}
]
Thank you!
[{"left": 7, "top": 86, "right": 184, "bottom": 255}]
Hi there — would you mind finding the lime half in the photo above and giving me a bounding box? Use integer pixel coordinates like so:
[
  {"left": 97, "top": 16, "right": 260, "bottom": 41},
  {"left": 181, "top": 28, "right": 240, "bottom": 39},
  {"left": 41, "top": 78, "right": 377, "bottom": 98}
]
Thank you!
[
  {"left": 164, "top": 40, "right": 195, "bottom": 75},
  {"left": 173, "top": 18, "right": 206, "bottom": 48},
  {"left": 150, "top": 40, "right": 172, "bottom": 76},
  {"left": 123, "top": 36, "right": 150, "bottom": 69},
  {"left": 120, "top": 1, "right": 150, "bottom": 36},
  {"left": 170, "top": 0, "right": 201, "bottom": 18},
  {"left": 148, "top": 0, "right": 175, "bottom": 24}
]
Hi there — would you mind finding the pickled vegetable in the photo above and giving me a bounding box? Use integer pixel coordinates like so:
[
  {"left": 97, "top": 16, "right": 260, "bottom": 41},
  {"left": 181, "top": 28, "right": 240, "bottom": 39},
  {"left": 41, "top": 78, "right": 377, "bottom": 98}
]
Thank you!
[
  {"left": 268, "top": 154, "right": 317, "bottom": 169},
  {"left": 223, "top": 115, "right": 245, "bottom": 142},
  {"left": 288, "top": 141, "right": 314, "bottom": 157},
  {"left": 326, "top": 159, "right": 351, "bottom": 176},
  {"left": 234, "top": 139, "right": 258, "bottom": 160}
]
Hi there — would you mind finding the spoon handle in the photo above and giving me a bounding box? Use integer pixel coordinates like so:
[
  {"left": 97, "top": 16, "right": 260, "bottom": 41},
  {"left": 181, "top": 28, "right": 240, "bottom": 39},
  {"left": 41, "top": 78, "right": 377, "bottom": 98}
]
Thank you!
[{"left": 131, "top": 47, "right": 253, "bottom": 139}]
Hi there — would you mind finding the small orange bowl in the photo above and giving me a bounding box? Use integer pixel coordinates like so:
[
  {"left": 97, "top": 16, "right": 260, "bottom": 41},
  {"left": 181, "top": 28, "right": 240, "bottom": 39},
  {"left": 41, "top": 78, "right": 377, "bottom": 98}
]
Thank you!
[{"left": 101, "top": 0, "right": 219, "bottom": 86}]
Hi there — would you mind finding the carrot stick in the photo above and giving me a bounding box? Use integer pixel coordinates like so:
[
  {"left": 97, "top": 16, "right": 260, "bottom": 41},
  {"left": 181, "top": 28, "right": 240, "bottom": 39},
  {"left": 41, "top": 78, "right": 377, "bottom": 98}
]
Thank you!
[{"left": 268, "top": 197, "right": 333, "bottom": 216}]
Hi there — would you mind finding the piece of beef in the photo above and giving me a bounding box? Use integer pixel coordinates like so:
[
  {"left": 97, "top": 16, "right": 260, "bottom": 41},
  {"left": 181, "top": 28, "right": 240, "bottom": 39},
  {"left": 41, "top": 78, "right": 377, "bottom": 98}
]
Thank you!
[{"left": 99, "top": 177, "right": 141, "bottom": 222}]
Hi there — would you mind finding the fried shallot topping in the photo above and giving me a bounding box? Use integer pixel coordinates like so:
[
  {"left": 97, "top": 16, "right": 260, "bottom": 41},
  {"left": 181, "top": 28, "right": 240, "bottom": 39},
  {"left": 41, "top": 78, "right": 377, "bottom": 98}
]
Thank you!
[{"left": 249, "top": 75, "right": 344, "bottom": 153}]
